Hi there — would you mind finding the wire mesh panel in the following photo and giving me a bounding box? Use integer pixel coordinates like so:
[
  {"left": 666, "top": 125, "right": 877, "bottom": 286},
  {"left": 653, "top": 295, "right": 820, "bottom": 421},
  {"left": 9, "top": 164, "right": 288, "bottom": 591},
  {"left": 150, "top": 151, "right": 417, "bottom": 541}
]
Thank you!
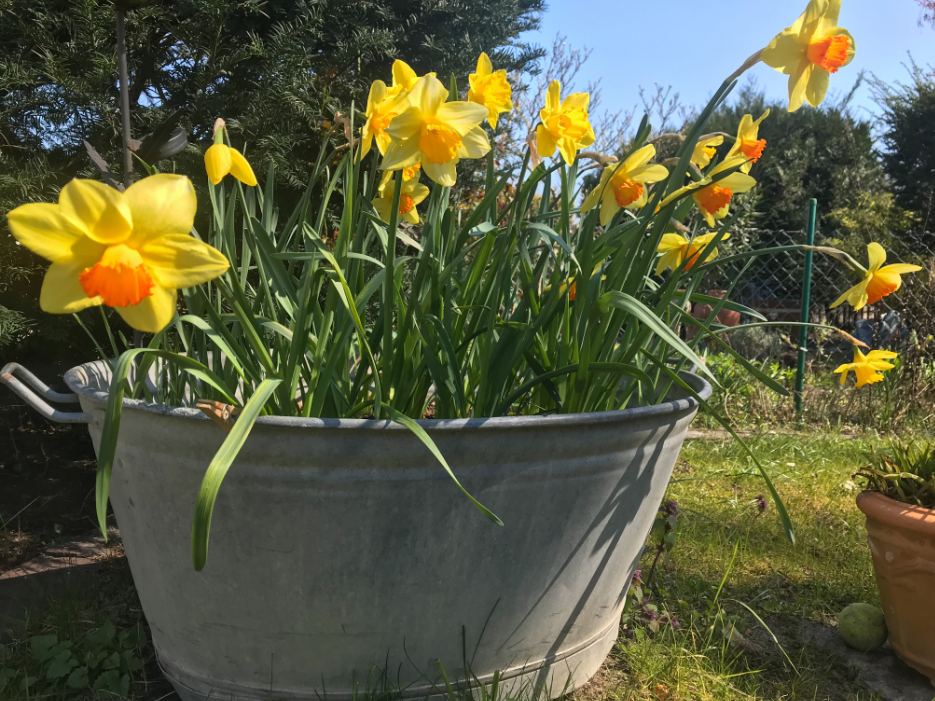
[{"left": 701, "top": 229, "right": 935, "bottom": 350}]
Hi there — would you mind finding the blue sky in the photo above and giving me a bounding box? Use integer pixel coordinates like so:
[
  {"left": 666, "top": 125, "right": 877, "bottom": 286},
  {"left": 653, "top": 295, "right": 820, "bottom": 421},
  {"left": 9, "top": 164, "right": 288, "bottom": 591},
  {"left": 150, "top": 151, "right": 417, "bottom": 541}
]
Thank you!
[{"left": 526, "top": 0, "right": 935, "bottom": 126}]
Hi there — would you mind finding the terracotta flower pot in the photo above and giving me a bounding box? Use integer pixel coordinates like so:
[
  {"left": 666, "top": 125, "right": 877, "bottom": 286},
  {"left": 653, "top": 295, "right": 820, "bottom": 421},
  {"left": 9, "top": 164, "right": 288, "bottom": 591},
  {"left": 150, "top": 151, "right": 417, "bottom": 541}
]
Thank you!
[{"left": 856, "top": 491, "right": 935, "bottom": 683}]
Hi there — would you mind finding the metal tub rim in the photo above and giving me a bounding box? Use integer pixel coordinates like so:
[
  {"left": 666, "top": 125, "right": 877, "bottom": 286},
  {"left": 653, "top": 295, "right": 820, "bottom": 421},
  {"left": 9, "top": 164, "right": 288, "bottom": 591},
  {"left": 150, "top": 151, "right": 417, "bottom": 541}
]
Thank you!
[{"left": 64, "top": 360, "right": 712, "bottom": 432}]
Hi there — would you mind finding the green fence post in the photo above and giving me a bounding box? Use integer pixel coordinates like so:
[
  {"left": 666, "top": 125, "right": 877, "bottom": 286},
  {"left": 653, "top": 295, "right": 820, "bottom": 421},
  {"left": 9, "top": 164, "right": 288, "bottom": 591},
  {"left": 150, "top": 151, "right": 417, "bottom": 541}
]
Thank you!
[{"left": 795, "top": 199, "right": 818, "bottom": 417}]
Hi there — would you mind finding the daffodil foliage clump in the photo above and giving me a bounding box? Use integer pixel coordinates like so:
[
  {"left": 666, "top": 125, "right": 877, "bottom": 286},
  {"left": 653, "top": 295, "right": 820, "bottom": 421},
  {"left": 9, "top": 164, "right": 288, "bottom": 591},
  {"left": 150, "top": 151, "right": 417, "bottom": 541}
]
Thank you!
[{"left": 6, "top": 0, "right": 919, "bottom": 567}]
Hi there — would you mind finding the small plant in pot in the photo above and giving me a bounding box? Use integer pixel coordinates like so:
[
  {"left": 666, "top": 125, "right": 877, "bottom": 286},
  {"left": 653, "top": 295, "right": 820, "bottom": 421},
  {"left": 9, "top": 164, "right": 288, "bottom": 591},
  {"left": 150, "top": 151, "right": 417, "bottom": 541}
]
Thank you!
[{"left": 855, "top": 441, "right": 935, "bottom": 683}]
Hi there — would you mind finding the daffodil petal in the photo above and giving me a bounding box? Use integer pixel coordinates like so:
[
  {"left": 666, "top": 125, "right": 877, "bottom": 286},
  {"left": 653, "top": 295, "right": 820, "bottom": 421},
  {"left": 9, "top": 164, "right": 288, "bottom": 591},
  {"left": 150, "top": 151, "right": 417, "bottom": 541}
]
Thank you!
[
  {"left": 545, "top": 81, "right": 561, "bottom": 112},
  {"left": 719, "top": 172, "right": 757, "bottom": 194},
  {"left": 359, "top": 128, "right": 374, "bottom": 160},
  {"left": 436, "top": 101, "right": 489, "bottom": 136},
  {"left": 631, "top": 164, "right": 669, "bottom": 184},
  {"left": 866, "top": 242, "right": 887, "bottom": 272},
  {"left": 114, "top": 285, "right": 177, "bottom": 334},
  {"left": 6, "top": 203, "right": 87, "bottom": 263},
  {"left": 458, "top": 126, "right": 491, "bottom": 159},
  {"left": 422, "top": 161, "right": 458, "bottom": 188},
  {"left": 411, "top": 75, "right": 448, "bottom": 115},
  {"left": 205, "top": 144, "right": 232, "bottom": 185},
  {"left": 229, "top": 148, "right": 258, "bottom": 187},
  {"left": 140, "top": 234, "right": 229, "bottom": 289},
  {"left": 788, "top": 61, "right": 811, "bottom": 113},
  {"left": 562, "top": 92, "right": 590, "bottom": 111},
  {"left": 762, "top": 29, "right": 806, "bottom": 74},
  {"left": 657, "top": 234, "right": 688, "bottom": 252},
  {"left": 867, "top": 361, "right": 895, "bottom": 371},
  {"left": 40, "top": 258, "right": 103, "bottom": 314},
  {"left": 536, "top": 124, "right": 556, "bottom": 158},
  {"left": 392, "top": 60, "right": 419, "bottom": 91},
  {"left": 819, "top": 0, "right": 842, "bottom": 30},
  {"left": 805, "top": 67, "right": 831, "bottom": 108},
  {"left": 385, "top": 107, "right": 423, "bottom": 141},
  {"left": 623, "top": 144, "right": 656, "bottom": 171},
  {"left": 123, "top": 174, "right": 198, "bottom": 251},
  {"left": 475, "top": 52, "right": 492, "bottom": 77},
  {"left": 581, "top": 186, "right": 601, "bottom": 213},
  {"left": 599, "top": 198, "right": 619, "bottom": 228},
  {"left": 878, "top": 263, "right": 922, "bottom": 275},
  {"left": 59, "top": 179, "right": 133, "bottom": 245},
  {"left": 366, "top": 80, "right": 389, "bottom": 113},
  {"left": 655, "top": 249, "right": 683, "bottom": 276},
  {"left": 372, "top": 196, "right": 391, "bottom": 223},
  {"left": 381, "top": 135, "right": 421, "bottom": 171},
  {"left": 409, "top": 183, "right": 431, "bottom": 206}
]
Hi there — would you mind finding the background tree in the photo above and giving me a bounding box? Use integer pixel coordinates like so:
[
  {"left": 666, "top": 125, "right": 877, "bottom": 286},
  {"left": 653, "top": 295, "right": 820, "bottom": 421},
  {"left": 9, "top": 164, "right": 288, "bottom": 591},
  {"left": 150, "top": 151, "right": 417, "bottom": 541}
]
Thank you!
[
  {"left": 0, "top": 0, "right": 545, "bottom": 357},
  {"left": 871, "top": 61, "right": 935, "bottom": 235},
  {"left": 918, "top": 0, "right": 935, "bottom": 27}
]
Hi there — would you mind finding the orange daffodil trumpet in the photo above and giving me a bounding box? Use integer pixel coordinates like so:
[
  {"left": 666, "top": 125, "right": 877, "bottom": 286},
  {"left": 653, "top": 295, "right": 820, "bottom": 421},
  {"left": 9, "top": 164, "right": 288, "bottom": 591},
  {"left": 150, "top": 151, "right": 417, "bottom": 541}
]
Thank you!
[
  {"left": 761, "top": 0, "right": 856, "bottom": 112},
  {"left": 830, "top": 242, "right": 922, "bottom": 311},
  {"left": 6, "top": 176, "right": 229, "bottom": 333},
  {"left": 834, "top": 347, "right": 898, "bottom": 388},
  {"left": 536, "top": 81, "right": 596, "bottom": 165},
  {"left": 726, "top": 110, "right": 770, "bottom": 173},
  {"left": 655, "top": 232, "right": 731, "bottom": 276},
  {"left": 372, "top": 171, "right": 430, "bottom": 224},
  {"left": 381, "top": 74, "right": 490, "bottom": 187},
  {"left": 467, "top": 53, "right": 513, "bottom": 128},
  {"left": 690, "top": 156, "right": 757, "bottom": 228},
  {"left": 581, "top": 145, "right": 669, "bottom": 226},
  {"left": 690, "top": 135, "right": 724, "bottom": 170}
]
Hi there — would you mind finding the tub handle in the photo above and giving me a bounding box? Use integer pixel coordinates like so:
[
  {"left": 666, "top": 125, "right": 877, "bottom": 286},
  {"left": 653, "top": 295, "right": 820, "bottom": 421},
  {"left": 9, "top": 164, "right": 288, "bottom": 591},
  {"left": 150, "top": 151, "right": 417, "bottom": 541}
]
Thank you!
[{"left": 0, "top": 363, "right": 90, "bottom": 424}]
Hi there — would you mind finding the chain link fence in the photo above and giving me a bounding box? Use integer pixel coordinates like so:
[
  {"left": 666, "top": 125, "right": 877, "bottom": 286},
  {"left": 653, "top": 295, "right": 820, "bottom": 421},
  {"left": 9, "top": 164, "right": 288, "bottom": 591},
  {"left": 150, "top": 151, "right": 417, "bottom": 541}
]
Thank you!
[{"left": 699, "top": 228, "right": 935, "bottom": 358}]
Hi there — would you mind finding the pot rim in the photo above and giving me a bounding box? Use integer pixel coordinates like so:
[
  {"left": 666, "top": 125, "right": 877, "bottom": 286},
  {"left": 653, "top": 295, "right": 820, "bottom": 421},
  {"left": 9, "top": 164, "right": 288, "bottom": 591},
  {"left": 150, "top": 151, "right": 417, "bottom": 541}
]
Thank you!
[
  {"left": 856, "top": 490, "right": 935, "bottom": 537},
  {"left": 64, "top": 359, "right": 712, "bottom": 431}
]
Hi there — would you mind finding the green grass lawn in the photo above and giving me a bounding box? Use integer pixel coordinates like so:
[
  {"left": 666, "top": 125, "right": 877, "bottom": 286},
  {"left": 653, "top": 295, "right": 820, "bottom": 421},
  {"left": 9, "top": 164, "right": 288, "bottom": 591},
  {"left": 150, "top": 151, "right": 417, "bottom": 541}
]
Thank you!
[
  {"left": 0, "top": 432, "right": 923, "bottom": 700},
  {"left": 585, "top": 431, "right": 898, "bottom": 701}
]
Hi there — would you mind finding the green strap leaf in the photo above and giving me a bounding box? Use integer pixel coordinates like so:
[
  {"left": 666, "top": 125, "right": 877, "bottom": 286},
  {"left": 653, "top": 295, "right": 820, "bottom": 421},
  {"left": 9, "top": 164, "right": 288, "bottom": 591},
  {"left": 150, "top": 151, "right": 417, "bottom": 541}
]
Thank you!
[
  {"left": 599, "top": 291, "right": 719, "bottom": 387},
  {"left": 95, "top": 348, "right": 240, "bottom": 538},
  {"left": 641, "top": 351, "right": 795, "bottom": 546},
  {"left": 380, "top": 403, "right": 503, "bottom": 527},
  {"left": 191, "top": 378, "right": 282, "bottom": 571}
]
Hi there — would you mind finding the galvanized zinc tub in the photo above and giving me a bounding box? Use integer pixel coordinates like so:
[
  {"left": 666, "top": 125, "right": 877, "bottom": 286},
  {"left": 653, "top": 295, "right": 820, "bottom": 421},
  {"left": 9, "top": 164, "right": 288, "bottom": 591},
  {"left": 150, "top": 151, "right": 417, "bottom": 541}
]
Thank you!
[{"left": 61, "top": 359, "right": 709, "bottom": 701}]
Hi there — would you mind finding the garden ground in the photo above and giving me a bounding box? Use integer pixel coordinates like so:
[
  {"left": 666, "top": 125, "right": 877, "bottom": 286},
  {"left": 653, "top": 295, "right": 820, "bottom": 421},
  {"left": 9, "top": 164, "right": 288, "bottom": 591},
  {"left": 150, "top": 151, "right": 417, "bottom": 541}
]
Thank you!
[{"left": 1, "top": 406, "right": 933, "bottom": 700}]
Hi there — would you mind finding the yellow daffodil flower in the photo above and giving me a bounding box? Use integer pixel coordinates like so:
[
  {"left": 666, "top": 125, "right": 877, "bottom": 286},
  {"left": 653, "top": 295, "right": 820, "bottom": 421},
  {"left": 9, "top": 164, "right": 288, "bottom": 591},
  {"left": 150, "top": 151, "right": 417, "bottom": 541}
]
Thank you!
[
  {"left": 536, "top": 80, "right": 595, "bottom": 165},
  {"left": 830, "top": 242, "right": 922, "bottom": 311},
  {"left": 372, "top": 171, "right": 430, "bottom": 224},
  {"left": 581, "top": 145, "right": 669, "bottom": 226},
  {"left": 381, "top": 75, "right": 490, "bottom": 187},
  {"left": 834, "top": 347, "right": 898, "bottom": 388},
  {"left": 761, "top": 0, "right": 856, "bottom": 112},
  {"left": 204, "top": 143, "right": 257, "bottom": 186},
  {"left": 7, "top": 176, "right": 229, "bottom": 333},
  {"left": 691, "top": 156, "right": 757, "bottom": 228},
  {"left": 726, "top": 110, "right": 770, "bottom": 172},
  {"left": 361, "top": 80, "right": 409, "bottom": 159},
  {"left": 378, "top": 164, "right": 421, "bottom": 198},
  {"left": 655, "top": 232, "right": 731, "bottom": 276},
  {"left": 467, "top": 53, "right": 513, "bottom": 128},
  {"left": 690, "top": 135, "right": 724, "bottom": 169}
]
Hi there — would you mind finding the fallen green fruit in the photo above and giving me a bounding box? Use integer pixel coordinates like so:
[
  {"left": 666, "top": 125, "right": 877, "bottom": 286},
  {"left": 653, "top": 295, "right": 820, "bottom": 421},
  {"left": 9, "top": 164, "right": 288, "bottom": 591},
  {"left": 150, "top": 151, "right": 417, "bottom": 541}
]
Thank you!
[{"left": 838, "top": 603, "right": 888, "bottom": 652}]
